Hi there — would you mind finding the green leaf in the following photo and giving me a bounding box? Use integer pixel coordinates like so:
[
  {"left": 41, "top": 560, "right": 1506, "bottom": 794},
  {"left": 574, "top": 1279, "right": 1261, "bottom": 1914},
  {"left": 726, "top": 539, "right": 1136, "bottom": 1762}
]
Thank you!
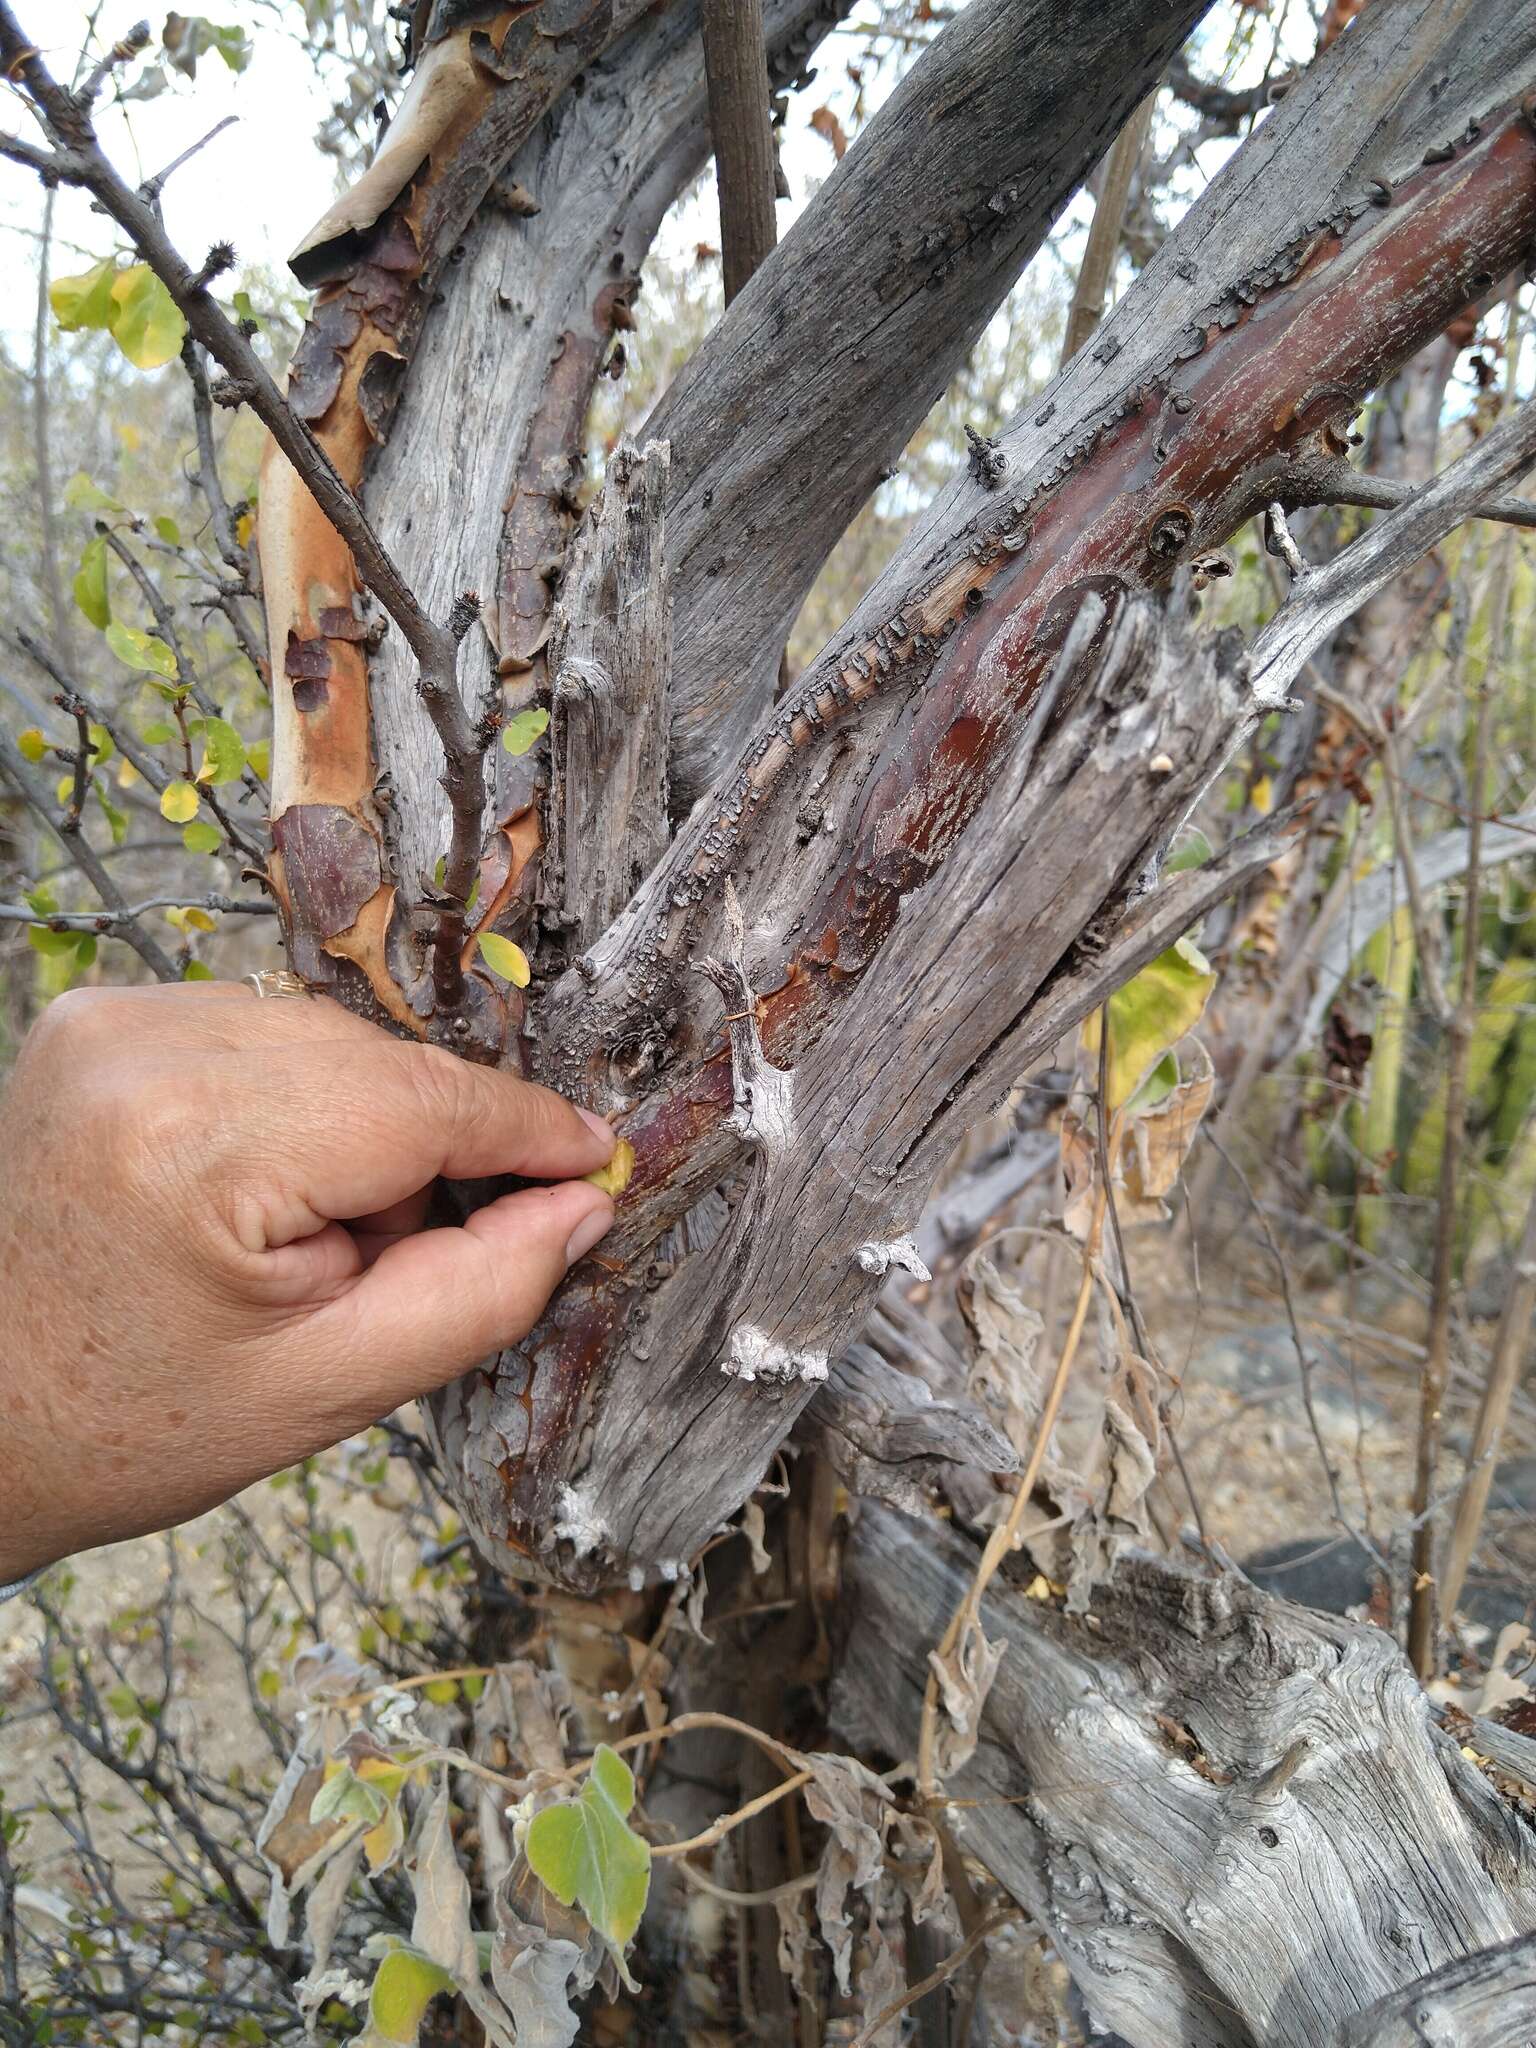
[
  {"left": 141, "top": 720, "right": 177, "bottom": 745},
  {"left": 74, "top": 534, "right": 110, "bottom": 629},
  {"left": 231, "top": 288, "right": 260, "bottom": 327},
  {"left": 195, "top": 715, "right": 246, "bottom": 786},
  {"left": 63, "top": 471, "right": 120, "bottom": 515},
  {"left": 94, "top": 785, "right": 128, "bottom": 846},
  {"left": 183, "top": 820, "right": 223, "bottom": 855},
  {"left": 73, "top": 935, "right": 97, "bottom": 973},
  {"left": 163, "top": 16, "right": 252, "bottom": 77},
  {"left": 1097, "top": 936, "right": 1217, "bottom": 1111},
  {"left": 154, "top": 514, "right": 181, "bottom": 545},
  {"left": 363, "top": 1946, "right": 455, "bottom": 2045},
  {"left": 50, "top": 257, "right": 118, "bottom": 333},
  {"left": 108, "top": 266, "right": 186, "bottom": 371},
  {"left": 1165, "top": 827, "right": 1212, "bottom": 875},
  {"left": 28, "top": 924, "right": 80, "bottom": 958},
  {"left": 106, "top": 621, "right": 177, "bottom": 679},
  {"left": 502, "top": 707, "right": 549, "bottom": 756},
  {"left": 160, "top": 780, "right": 200, "bottom": 824},
  {"left": 525, "top": 1742, "right": 651, "bottom": 1952},
  {"left": 310, "top": 1766, "right": 387, "bottom": 1828},
  {"left": 477, "top": 932, "right": 530, "bottom": 988},
  {"left": 17, "top": 728, "right": 46, "bottom": 764},
  {"left": 182, "top": 959, "right": 214, "bottom": 981},
  {"left": 247, "top": 737, "right": 271, "bottom": 780},
  {"left": 1125, "top": 1048, "right": 1180, "bottom": 1117}
]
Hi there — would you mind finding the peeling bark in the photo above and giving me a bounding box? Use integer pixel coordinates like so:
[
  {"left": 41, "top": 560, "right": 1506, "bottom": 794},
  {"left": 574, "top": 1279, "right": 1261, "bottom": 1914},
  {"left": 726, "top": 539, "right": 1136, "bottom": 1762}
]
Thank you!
[
  {"left": 447, "top": 0, "right": 1536, "bottom": 1590},
  {"left": 355, "top": 0, "right": 845, "bottom": 984},
  {"left": 259, "top": 0, "right": 1536, "bottom": 1591},
  {"left": 656, "top": 0, "right": 1215, "bottom": 807},
  {"left": 259, "top": 0, "right": 667, "bottom": 1029},
  {"left": 835, "top": 1499, "right": 1536, "bottom": 2048}
]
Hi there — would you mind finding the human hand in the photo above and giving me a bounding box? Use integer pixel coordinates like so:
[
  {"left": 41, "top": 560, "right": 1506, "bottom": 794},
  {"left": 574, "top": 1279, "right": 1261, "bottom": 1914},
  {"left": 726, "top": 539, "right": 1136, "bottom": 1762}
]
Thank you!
[{"left": 0, "top": 982, "right": 617, "bottom": 1580}]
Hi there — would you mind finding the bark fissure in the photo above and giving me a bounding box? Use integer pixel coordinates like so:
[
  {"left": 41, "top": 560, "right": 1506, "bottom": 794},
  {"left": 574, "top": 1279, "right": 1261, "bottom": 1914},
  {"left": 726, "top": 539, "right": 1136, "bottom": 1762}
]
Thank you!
[{"left": 836, "top": 1500, "right": 1536, "bottom": 2048}]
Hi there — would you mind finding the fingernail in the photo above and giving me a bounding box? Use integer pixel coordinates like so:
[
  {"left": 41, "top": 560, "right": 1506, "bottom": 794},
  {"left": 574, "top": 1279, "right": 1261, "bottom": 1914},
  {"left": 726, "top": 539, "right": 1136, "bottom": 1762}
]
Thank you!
[
  {"left": 565, "top": 1202, "right": 613, "bottom": 1266},
  {"left": 576, "top": 1106, "right": 614, "bottom": 1148}
]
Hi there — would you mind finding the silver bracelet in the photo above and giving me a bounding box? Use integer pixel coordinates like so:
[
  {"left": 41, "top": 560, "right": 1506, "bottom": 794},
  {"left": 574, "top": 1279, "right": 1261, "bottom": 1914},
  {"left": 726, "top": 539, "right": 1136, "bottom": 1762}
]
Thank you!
[{"left": 0, "top": 1568, "right": 43, "bottom": 1605}]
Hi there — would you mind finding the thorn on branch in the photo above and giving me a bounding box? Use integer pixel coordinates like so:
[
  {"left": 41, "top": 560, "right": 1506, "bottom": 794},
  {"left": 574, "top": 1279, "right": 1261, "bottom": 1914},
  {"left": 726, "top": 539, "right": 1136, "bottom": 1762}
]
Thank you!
[
  {"left": 447, "top": 590, "right": 482, "bottom": 646},
  {"left": 965, "top": 424, "right": 1007, "bottom": 490},
  {"left": 189, "top": 240, "right": 236, "bottom": 292}
]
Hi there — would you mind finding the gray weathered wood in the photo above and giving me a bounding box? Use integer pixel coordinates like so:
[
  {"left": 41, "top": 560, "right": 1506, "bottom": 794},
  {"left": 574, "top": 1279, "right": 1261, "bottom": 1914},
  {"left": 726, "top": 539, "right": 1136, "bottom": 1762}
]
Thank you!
[
  {"left": 416, "top": 0, "right": 1536, "bottom": 1589},
  {"left": 803, "top": 1295, "right": 1020, "bottom": 1515},
  {"left": 835, "top": 1499, "right": 1536, "bottom": 2048},
  {"left": 363, "top": 0, "right": 847, "bottom": 902},
  {"left": 1337, "top": 1931, "right": 1536, "bottom": 2047},
  {"left": 478, "top": 594, "right": 1283, "bottom": 1584},
  {"left": 544, "top": 440, "right": 671, "bottom": 949},
  {"left": 656, "top": 0, "right": 1214, "bottom": 806}
]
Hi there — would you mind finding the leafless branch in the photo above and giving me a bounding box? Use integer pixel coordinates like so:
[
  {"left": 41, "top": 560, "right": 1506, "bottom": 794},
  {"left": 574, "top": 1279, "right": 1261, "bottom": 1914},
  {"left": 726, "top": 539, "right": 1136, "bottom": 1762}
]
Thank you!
[{"left": 1302, "top": 459, "right": 1536, "bottom": 531}]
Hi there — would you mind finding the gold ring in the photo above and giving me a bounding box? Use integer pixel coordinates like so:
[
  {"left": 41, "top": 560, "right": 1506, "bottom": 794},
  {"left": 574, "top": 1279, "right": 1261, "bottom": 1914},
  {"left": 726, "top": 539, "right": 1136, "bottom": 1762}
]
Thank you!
[{"left": 243, "top": 969, "right": 310, "bottom": 1000}]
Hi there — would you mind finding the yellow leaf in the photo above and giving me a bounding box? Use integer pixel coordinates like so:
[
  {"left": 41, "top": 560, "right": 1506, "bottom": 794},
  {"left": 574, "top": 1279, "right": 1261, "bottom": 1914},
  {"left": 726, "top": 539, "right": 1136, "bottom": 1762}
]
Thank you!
[
  {"left": 108, "top": 264, "right": 187, "bottom": 371},
  {"left": 1085, "top": 937, "right": 1217, "bottom": 1110},
  {"left": 17, "top": 727, "right": 46, "bottom": 764},
  {"left": 1250, "top": 774, "right": 1273, "bottom": 816},
  {"left": 160, "top": 780, "right": 199, "bottom": 824},
  {"left": 235, "top": 509, "right": 254, "bottom": 549},
  {"left": 477, "top": 931, "right": 531, "bottom": 987},
  {"left": 50, "top": 257, "right": 117, "bottom": 333},
  {"left": 585, "top": 1136, "right": 635, "bottom": 1199}
]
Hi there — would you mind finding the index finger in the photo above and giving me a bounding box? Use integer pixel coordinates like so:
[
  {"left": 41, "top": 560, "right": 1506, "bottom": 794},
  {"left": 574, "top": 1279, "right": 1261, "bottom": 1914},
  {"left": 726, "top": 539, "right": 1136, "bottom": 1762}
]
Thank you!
[{"left": 231, "top": 1038, "right": 615, "bottom": 1233}]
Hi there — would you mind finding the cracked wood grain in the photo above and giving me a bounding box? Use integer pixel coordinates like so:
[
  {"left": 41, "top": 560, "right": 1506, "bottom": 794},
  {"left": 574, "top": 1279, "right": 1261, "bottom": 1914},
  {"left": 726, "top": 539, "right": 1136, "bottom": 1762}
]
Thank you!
[
  {"left": 446, "top": 0, "right": 1536, "bottom": 1590},
  {"left": 360, "top": 0, "right": 848, "bottom": 972},
  {"left": 656, "top": 0, "right": 1215, "bottom": 808},
  {"left": 1338, "top": 1930, "right": 1536, "bottom": 2047},
  {"left": 835, "top": 1500, "right": 1536, "bottom": 2048},
  {"left": 442, "top": 591, "right": 1283, "bottom": 1581},
  {"left": 543, "top": 439, "right": 671, "bottom": 950}
]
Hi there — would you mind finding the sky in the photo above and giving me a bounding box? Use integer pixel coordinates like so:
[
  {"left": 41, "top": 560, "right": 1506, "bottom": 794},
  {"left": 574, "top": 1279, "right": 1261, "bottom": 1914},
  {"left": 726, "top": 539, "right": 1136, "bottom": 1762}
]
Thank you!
[{"left": 0, "top": 5, "right": 346, "bottom": 300}]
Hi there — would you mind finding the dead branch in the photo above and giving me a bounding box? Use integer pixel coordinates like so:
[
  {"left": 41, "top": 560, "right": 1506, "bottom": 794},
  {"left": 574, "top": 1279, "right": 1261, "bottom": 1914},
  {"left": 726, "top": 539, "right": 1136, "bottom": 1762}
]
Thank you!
[
  {"left": 836, "top": 1499, "right": 1536, "bottom": 2048},
  {"left": 701, "top": 0, "right": 779, "bottom": 305}
]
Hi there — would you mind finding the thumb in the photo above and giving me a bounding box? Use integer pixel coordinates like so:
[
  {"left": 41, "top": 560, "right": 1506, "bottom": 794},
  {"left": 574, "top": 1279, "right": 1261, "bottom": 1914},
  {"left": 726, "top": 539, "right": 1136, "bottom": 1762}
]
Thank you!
[{"left": 300, "top": 1180, "right": 615, "bottom": 1413}]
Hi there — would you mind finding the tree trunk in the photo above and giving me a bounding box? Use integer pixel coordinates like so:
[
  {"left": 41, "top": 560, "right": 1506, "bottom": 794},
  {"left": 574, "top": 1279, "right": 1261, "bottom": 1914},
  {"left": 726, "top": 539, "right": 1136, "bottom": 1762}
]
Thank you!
[
  {"left": 252, "top": 0, "right": 1536, "bottom": 1591},
  {"left": 836, "top": 1498, "right": 1536, "bottom": 2048}
]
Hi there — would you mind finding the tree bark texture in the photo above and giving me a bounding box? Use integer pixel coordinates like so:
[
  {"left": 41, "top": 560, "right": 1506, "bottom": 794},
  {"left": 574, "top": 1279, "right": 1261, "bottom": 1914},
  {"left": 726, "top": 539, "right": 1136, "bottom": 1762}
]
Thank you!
[
  {"left": 835, "top": 1499, "right": 1536, "bottom": 2048},
  {"left": 700, "top": 0, "right": 779, "bottom": 305},
  {"left": 254, "top": 0, "right": 1536, "bottom": 1591}
]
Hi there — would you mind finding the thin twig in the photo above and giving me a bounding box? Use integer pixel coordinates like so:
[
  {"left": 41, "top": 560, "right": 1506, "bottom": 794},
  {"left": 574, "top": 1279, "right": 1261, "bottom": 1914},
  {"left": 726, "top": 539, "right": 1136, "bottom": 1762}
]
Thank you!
[
  {"left": 652, "top": 1768, "right": 814, "bottom": 1861},
  {"left": 0, "top": 746, "right": 178, "bottom": 978},
  {"left": 141, "top": 115, "right": 236, "bottom": 201},
  {"left": 0, "top": 894, "right": 275, "bottom": 931},
  {"left": 1302, "top": 461, "right": 1536, "bottom": 532},
  {"left": 849, "top": 1909, "right": 1020, "bottom": 2048},
  {"left": 1408, "top": 530, "right": 1509, "bottom": 1677}
]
